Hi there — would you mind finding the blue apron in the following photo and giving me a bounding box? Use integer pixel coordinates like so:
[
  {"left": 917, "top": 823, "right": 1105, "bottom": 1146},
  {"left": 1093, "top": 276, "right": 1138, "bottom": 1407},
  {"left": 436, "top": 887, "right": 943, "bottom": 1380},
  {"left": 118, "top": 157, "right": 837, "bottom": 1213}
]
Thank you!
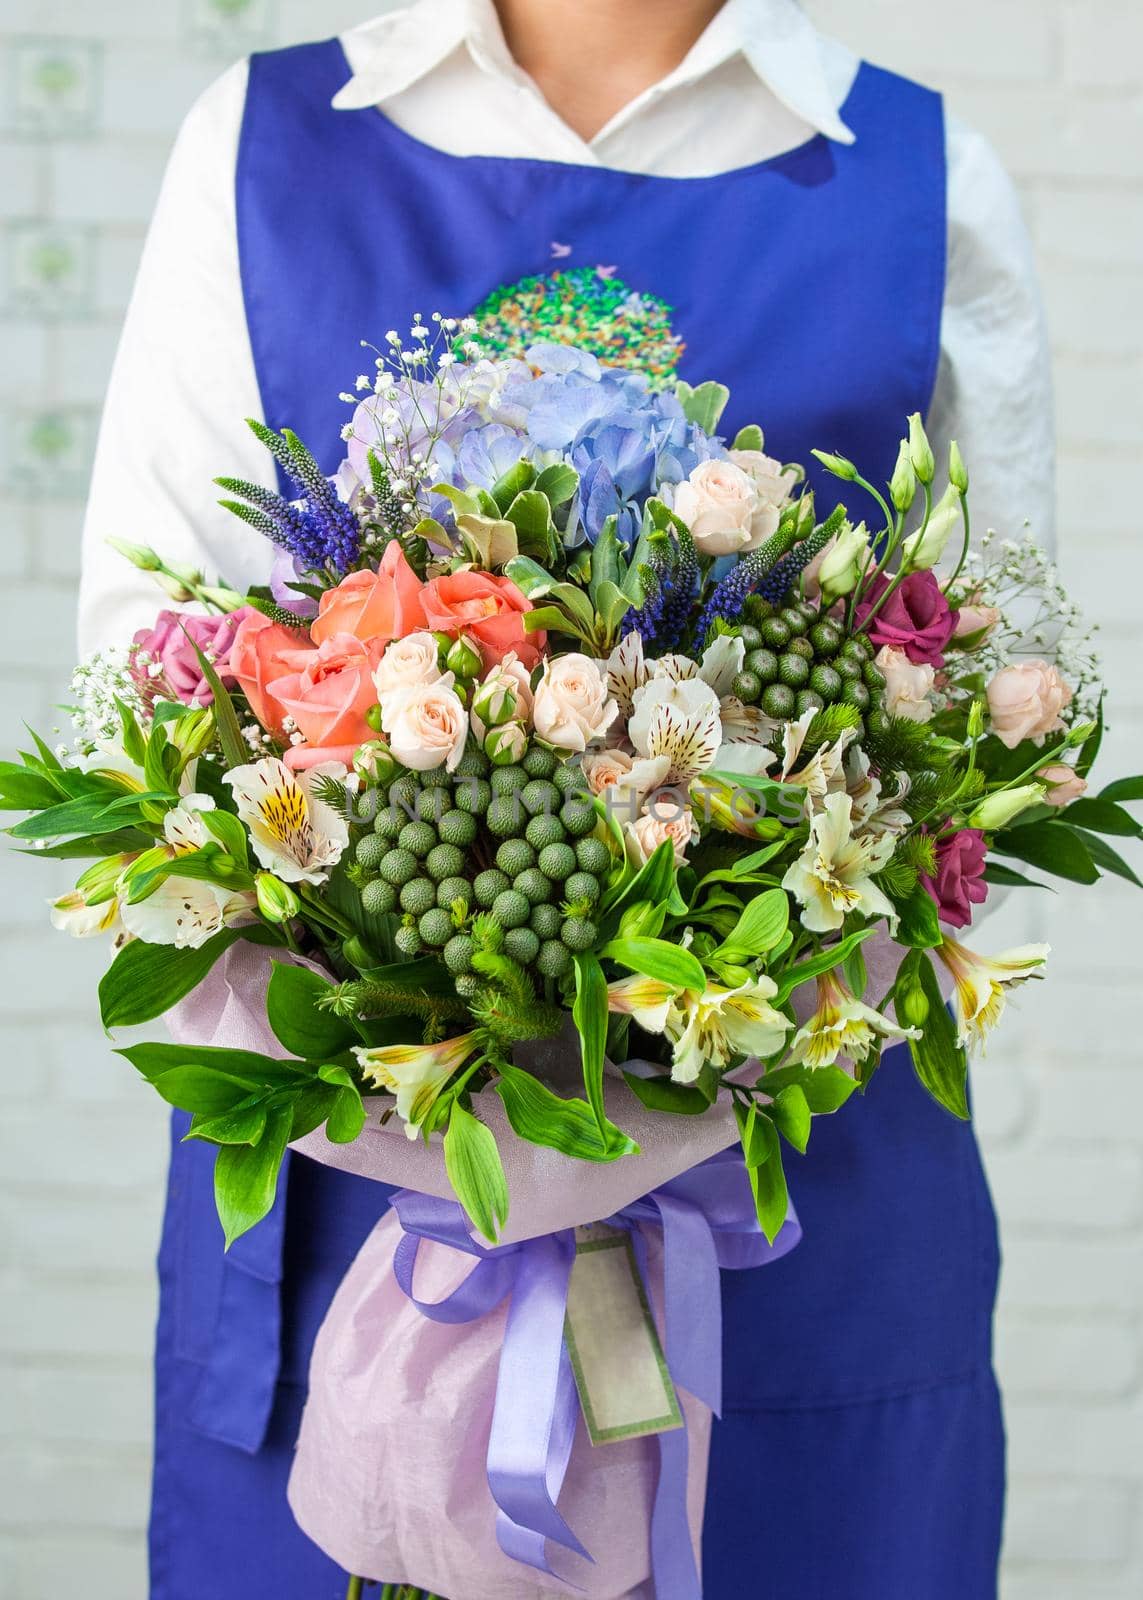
[{"left": 148, "top": 40, "right": 1003, "bottom": 1598}]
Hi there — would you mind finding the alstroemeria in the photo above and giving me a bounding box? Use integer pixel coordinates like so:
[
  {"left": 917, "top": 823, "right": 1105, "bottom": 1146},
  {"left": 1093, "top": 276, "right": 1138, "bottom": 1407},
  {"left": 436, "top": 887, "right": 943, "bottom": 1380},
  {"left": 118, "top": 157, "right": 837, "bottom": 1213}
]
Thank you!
[
  {"left": 606, "top": 974, "right": 678, "bottom": 1033},
  {"left": 224, "top": 758, "right": 349, "bottom": 884},
  {"left": 667, "top": 976, "right": 789, "bottom": 1084},
  {"left": 786, "top": 970, "right": 919, "bottom": 1069},
  {"left": 50, "top": 889, "right": 124, "bottom": 940},
  {"left": 118, "top": 794, "right": 256, "bottom": 949},
  {"left": 629, "top": 674, "right": 722, "bottom": 784},
  {"left": 781, "top": 791, "right": 897, "bottom": 933},
  {"left": 936, "top": 936, "right": 1050, "bottom": 1054},
  {"left": 353, "top": 1032, "right": 478, "bottom": 1138}
]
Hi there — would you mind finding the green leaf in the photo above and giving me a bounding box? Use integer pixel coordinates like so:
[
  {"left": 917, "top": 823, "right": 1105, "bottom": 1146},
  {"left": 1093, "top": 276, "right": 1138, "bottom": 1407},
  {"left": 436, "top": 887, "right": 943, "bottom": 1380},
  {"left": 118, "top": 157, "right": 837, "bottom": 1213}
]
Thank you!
[
  {"left": 443, "top": 1102, "right": 509, "bottom": 1243},
  {"left": 534, "top": 461, "right": 579, "bottom": 507},
  {"left": 325, "top": 1082, "right": 367, "bottom": 1144},
  {"left": 502, "top": 555, "right": 555, "bottom": 598},
  {"left": 770, "top": 927, "right": 878, "bottom": 1006},
  {"left": 675, "top": 379, "right": 730, "bottom": 434},
  {"left": 731, "top": 424, "right": 764, "bottom": 451},
  {"left": 0, "top": 761, "right": 67, "bottom": 811},
  {"left": 200, "top": 808, "right": 250, "bottom": 868},
  {"left": 621, "top": 1073, "right": 710, "bottom": 1115},
  {"left": 9, "top": 794, "right": 148, "bottom": 842},
  {"left": 601, "top": 840, "right": 683, "bottom": 927},
  {"left": 572, "top": 951, "right": 609, "bottom": 1136},
  {"left": 505, "top": 489, "right": 558, "bottom": 561},
  {"left": 1069, "top": 830, "right": 1143, "bottom": 889},
  {"left": 266, "top": 961, "right": 359, "bottom": 1060},
  {"left": 122, "top": 845, "right": 254, "bottom": 903},
  {"left": 983, "top": 862, "right": 1050, "bottom": 891},
  {"left": 183, "top": 632, "right": 249, "bottom": 773},
  {"left": 99, "top": 929, "right": 247, "bottom": 1028},
  {"left": 147, "top": 1064, "right": 265, "bottom": 1115},
  {"left": 892, "top": 884, "right": 943, "bottom": 949},
  {"left": 1058, "top": 797, "right": 1142, "bottom": 838},
  {"left": 993, "top": 820, "right": 1099, "bottom": 885},
  {"left": 184, "top": 1097, "right": 268, "bottom": 1146},
  {"left": 895, "top": 950, "right": 969, "bottom": 1120},
  {"left": 598, "top": 936, "right": 704, "bottom": 993},
  {"left": 1099, "top": 775, "right": 1143, "bottom": 803},
  {"left": 755, "top": 1063, "right": 857, "bottom": 1115},
  {"left": 120, "top": 1040, "right": 309, "bottom": 1091},
  {"left": 214, "top": 1103, "right": 292, "bottom": 1248},
  {"left": 734, "top": 1103, "right": 788, "bottom": 1244},
  {"left": 718, "top": 888, "right": 789, "bottom": 958},
  {"left": 495, "top": 1062, "right": 638, "bottom": 1161},
  {"left": 769, "top": 1083, "right": 812, "bottom": 1153},
  {"left": 489, "top": 457, "right": 537, "bottom": 513}
]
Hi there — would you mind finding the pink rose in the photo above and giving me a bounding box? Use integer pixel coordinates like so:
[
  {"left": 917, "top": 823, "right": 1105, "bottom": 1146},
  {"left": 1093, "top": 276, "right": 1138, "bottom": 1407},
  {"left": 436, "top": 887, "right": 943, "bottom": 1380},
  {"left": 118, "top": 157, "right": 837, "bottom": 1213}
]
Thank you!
[
  {"left": 627, "top": 791, "right": 699, "bottom": 867},
  {"left": 267, "top": 632, "right": 383, "bottom": 770},
  {"left": 380, "top": 679, "right": 469, "bottom": 773},
  {"left": 673, "top": 460, "right": 763, "bottom": 557},
  {"left": 131, "top": 608, "right": 247, "bottom": 707},
  {"left": 230, "top": 609, "right": 307, "bottom": 738},
  {"left": 311, "top": 542, "right": 426, "bottom": 648},
  {"left": 952, "top": 602, "right": 1001, "bottom": 643},
  {"left": 921, "top": 828, "right": 988, "bottom": 928},
  {"left": 420, "top": 570, "right": 544, "bottom": 669},
  {"left": 854, "top": 571, "right": 957, "bottom": 667},
  {"left": 1037, "top": 762, "right": 1088, "bottom": 807},
  {"left": 874, "top": 645, "right": 935, "bottom": 723},
  {"left": 986, "top": 660, "right": 1072, "bottom": 750}
]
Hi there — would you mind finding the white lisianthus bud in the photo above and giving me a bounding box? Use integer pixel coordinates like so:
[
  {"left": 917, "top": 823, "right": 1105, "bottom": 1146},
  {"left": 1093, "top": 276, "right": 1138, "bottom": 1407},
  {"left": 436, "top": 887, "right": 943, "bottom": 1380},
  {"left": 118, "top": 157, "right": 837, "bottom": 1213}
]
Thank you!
[
  {"left": 948, "top": 440, "right": 969, "bottom": 495},
  {"left": 472, "top": 674, "right": 519, "bottom": 729},
  {"left": 817, "top": 520, "right": 871, "bottom": 605},
  {"left": 901, "top": 483, "right": 962, "bottom": 572},
  {"left": 810, "top": 449, "right": 858, "bottom": 482},
  {"left": 106, "top": 537, "right": 162, "bottom": 571},
  {"left": 907, "top": 413, "right": 935, "bottom": 485},
  {"left": 255, "top": 872, "right": 300, "bottom": 923},
  {"left": 154, "top": 572, "right": 196, "bottom": 603},
  {"left": 967, "top": 699, "right": 986, "bottom": 740},
  {"left": 485, "top": 721, "right": 528, "bottom": 766},
  {"left": 889, "top": 439, "right": 916, "bottom": 513},
  {"left": 968, "top": 783, "right": 1046, "bottom": 830}
]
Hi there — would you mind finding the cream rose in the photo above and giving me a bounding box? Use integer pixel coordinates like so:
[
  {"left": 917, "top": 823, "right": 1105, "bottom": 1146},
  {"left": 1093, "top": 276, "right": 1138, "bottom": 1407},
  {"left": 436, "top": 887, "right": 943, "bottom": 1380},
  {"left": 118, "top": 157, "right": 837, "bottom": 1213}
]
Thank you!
[
  {"left": 986, "top": 660, "right": 1072, "bottom": 750},
  {"left": 627, "top": 791, "right": 699, "bottom": 867},
  {"left": 532, "top": 654, "right": 617, "bottom": 752},
  {"left": 672, "top": 459, "right": 762, "bottom": 557},
  {"left": 1037, "top": 762, "right": 1088, "bottom": 807},
  {"left": 380, "top": 678, "right": 469, "bottom": 771},
  {"left": 728, "top": 448, "right": 796, "bottom": 541},
  {"left": 373, "top": 631, "right": 443, "bottom": 700},
  {"left": 581, "top": 748, "right": 671, "bottom": 825},
  {"left": 875, "top": 645, "right": 935, "bottom": 723}
]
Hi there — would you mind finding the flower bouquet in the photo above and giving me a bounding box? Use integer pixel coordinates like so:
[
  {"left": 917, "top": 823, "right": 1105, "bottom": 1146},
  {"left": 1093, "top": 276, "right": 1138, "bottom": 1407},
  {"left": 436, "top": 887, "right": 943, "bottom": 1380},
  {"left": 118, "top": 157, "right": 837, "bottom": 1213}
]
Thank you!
[{"left": 8, "top": 316, "right": 1141, "bottom": 1598}]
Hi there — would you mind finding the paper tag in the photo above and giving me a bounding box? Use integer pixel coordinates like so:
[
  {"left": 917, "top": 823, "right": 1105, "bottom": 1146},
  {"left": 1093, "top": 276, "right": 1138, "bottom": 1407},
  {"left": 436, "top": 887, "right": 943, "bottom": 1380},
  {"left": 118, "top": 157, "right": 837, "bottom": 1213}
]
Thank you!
[{"left": 564, "top": 1225, "right": 683, "bottom": 1446}]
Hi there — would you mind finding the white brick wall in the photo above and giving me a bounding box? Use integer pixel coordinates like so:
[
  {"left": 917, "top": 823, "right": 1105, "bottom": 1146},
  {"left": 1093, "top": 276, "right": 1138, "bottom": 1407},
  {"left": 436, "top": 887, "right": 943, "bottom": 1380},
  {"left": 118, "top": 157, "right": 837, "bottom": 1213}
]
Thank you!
[{"left": 0, "top": 2, "right": 1140, "bottom": 1595}]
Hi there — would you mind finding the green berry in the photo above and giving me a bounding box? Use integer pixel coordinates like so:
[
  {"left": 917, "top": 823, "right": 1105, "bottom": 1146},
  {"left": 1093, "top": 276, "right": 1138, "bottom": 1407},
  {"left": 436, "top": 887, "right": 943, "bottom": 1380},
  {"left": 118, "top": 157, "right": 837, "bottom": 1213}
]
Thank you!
[
  {"left": 380, "top": 847, "right": 418, "bottom": 886},
  {"left": 780, "top": 606, "right": 808, "bottom": 636},
  {"left": 454, "top": 972, "right": 481, "bottom": 1000},
  {"left": 503, "top": 927, "right": 540, "bottom": 965},
  {"left": 355, "top": 833, "right": 387, "bottom": 870},
  {"left": 394, "top": 923, "right": 422, "bottom": 957},
  {"left": 786, "top": 635, "right": 815, "bottom": 662},
  {"left": 564, "top": 871, "right": 601, "bottom": 906},
  {"left": 415, "top": 786, "right": 452, "bottom": 821},
  {"left": 575, "top": 837, "right": 611, "bottom": 876},
  {"left": 496, "top": 838, "right": 535, "bottom": 877},
  {"left": 400, "top": 877, "right": 437, "bottom": 916},
  {"left": 839, "top": 636, "right": 872, "bottom": 664},
  {"left": 742, "top": 595, "right": 775, "bottom": 624},
  {"left": 474, "top": 868, "right": 510, "bottom": 907},
  {"left": 492, "top": 889, "right": 530, "bottom": 930},
  {"left": 526, "top": 813, "right": 566, "bottom": 852},
  {"left": 737, "top": 623, "right": 763, "bottom": 650},
  {"left": 514, "top": 867, "right": 554, "bottom": 905},
  {"left": 759, "top": 616, "right": 791, "bottom": 649},
  {"left": 808, "top": 664, "right": 843, "bottom": 701},
  {"left": 553, "top": 761, "right": 588, "bottom": 795},
  {"left": 560, "top": 916, "right": 598, "bottom": 952},
  {"left": 778, "top": 653, "right": 810, "bottom": 689},
  {"left": 836, "top": 655, "right": 863, "bottom": 682},
  {"left": 361, "top": 878, "right": 397, "bottom": 915},
  {"left": 426, "top": 842, "right": 465, "bottom": 881},
  {"left": 809, "top": 620, "right": 843, "bottom": 656},
  {"left": 439, "top": 809, "right": 477, "bottom": 848},
  {"left": 531, "top": 903, "right": 562, "bottom": 939},
  {"left": 538, "top": 841, "right": 577, "bottom": 882},
  {"left": 443, "top": 934, "right": 476, "bottom": 975},
  {"left": 418, "top": 907, "right": 454, "bottom": 947},
  {"left": 455, "top": 746, "right": 490, "bottom": 779},
  {"left": 522, "top": 745, "right": 558, "bottom": 779},
  {"left": 795, "top": 689, "right": 826, "bottom": 718},
  {"left": 840, "top": 679, "right": 871, "bottom": 711},
  {"left": 867, "top": 708, "right": 892, "bottom": 738},
  {"left": 732, "top": 670, "right": 762, "bottom": 704},
  {"left": 538, "top": 939, "right": 573, "bottom": 978},
  {"left": 373, "top": 804, "right": 405, "bottom": 840},
  {"left": 421, "top": 766, "right": 453, "bottom": 789},
  {"left": 436, "top": 875, "right": 471, "bottom": 910},
  {"left": 521, "top": 778, "right": 560, "bottom": 817},
  {"left": 761, "top": 683, "right": 796, "bottom": 720},
  {"left": 455, "top": 777, "right": 492, "bottom": 815},
  {"left": 863, "top": 660, "right": 886, "bottom": 690},
  {"left": 744, "top": 647, "right": 779, "bottom": 684},
  {"left": 560, "top": 798, "right": 596, "bottom": 838},
  {"left": 487, "top": 794, "right": 525, "bottom": 837},
  {"left": 490, "top": 764, "right": 528, "bottom": 797},
  {"left": 399, "top": 820, "right": 437, "bottom": 858},
  {"left": 388, "top": 774, "right": 420, "bottom": 810}
]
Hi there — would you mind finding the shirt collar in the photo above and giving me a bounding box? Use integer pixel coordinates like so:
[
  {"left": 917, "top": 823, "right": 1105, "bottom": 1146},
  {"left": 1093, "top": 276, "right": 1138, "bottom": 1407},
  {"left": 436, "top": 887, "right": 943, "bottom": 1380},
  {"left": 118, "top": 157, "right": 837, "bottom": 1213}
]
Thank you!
[{"left": 334, "top": 0, "right": 855, "bottom": 145}]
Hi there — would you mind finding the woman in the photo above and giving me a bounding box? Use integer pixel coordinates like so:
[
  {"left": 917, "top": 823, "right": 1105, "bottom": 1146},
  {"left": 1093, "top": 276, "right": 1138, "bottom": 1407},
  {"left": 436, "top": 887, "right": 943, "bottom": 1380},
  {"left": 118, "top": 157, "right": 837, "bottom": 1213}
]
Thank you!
[{"left": 79, "top": 1, "right": 1053, "bottom": 1594}]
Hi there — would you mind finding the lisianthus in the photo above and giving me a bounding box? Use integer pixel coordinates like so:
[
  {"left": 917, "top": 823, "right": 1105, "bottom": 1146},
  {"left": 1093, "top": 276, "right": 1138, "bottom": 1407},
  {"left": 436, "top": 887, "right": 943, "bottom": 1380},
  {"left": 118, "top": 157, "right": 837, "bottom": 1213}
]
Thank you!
[
  {"left": 921, "top": 828, "right": 988, "bottom": 929},
  {"left": 854, "top": 570, "right": 957, "bottom": 667},
  {"left": 131, "top": 608, "right": 247, "bottom": 708},
  {"left": 986, "top": 659, "right": 1072, "bottom": 749}
]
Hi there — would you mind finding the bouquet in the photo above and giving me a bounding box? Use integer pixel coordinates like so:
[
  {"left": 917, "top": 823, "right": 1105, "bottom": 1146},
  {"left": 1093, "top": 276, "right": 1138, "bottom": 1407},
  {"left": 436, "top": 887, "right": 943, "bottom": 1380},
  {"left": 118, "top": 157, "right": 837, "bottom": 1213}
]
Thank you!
[{"left": 9, "top": 314, "right": 1141, "bottom": 1598}]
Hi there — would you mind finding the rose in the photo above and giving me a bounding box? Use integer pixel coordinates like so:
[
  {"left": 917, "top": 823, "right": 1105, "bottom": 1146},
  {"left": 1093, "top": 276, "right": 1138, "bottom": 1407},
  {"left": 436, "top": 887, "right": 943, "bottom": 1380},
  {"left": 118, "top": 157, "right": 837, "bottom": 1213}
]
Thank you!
[
  {"left": 727, "top": 448, "right": 796, "bottom": 539},
  {"left": 230, "top": 609, "right": 307, "bottom": 737},
  {"left": 267, "top": 633, "right": 383, "bottom": 769},
  {"left": 374, "top": 631, "right": 443, "bottom": 700},
  {"left": 311, "top": 541, "right": 426, "bottom": 647},
  {"left": 582, "top": 748, "right": 635, "bottom": 796},
  {"left": 532, "top": 654, "right": 617, "bottom": 752},
  {"left": 1037, "top": 762, "right": 1088, "bottom": 807},
  {"left": 953, "top": 601, "right": 1002, "bottom": 643},
  {"left": 921, "top": 828, "right": 988, "bottom": 929},
  {"left": 131, "top": 608, "right": 248, "bottom": 707},
  {"left": 581, "top": 748, "right": 671, "bottom": 824},
  {"left": 380, "top": 679, "right": 469, "bottom": 772},
  {"left": 627, "top": 791, "right": 699, "bottom": 867},
  {"left": 420, "top": 570, "right": 544, "bottom": 668},
  {"left": 854, "top": 570, "right": 957, "bottom": 667},
  {"left": 986, "top": 660, "right": 1072, "bottom": 749},
  {"left": 672, "top": 459, "right": 763, "bottom": 557},
  {"left": 874, "top": 645, "right": 935, "bottom": 723},
  {"left": 472, "top": 652, "right": 535, "bottom": 735}
]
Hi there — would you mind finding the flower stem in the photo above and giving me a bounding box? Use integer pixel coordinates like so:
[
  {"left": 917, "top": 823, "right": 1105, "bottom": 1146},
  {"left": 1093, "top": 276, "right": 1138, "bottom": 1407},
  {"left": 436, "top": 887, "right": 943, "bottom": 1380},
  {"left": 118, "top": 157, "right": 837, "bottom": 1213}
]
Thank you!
[{"left": 346, "top": 1579, "right": 364, "bottom": 1600}]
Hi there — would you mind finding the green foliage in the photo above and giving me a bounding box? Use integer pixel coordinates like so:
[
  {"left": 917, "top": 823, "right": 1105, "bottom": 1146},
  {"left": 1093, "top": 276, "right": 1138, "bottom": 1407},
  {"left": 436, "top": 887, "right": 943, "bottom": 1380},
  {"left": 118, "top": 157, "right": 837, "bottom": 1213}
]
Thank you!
[
  {"left": 597, "top": 936, "right": 705, "bottom": 992},
  {"left": 802, "top": 702, "right": 862, "bottom": 752},
  {"left": 443, "top": 1103, "right": 509, "bottom": 1243},
  {"left": 735, "top": 1101, "right": 788, "bottom": 1245},
  {"left": 494, "top": 1062, "right": 637, "bottom": 1162},
  {"left": 895, "top": 949, "right": 968, "bottom": 1120},
  {"left": 265, "top": 962, "right": 361, "bottom": 1059},
  {"left": 572, "top": 951, "right": 609, "bottom": 1137},
  {"left": 99, "top": 928, "right": 279, "bottom": 1029},
  {"left": 862, "top": 715, "right": 939, "bottom": 778}
]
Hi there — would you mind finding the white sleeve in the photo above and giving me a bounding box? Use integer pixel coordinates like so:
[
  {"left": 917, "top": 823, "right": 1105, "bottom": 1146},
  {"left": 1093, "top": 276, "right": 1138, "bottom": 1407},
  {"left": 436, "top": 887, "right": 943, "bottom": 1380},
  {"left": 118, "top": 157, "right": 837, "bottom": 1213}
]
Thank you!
[
  {"left": 77, "top": 58, "right": 277, "bottom": 656},
  {"left": 927, "top": 114, "right": 1055, "bottom": 555}
]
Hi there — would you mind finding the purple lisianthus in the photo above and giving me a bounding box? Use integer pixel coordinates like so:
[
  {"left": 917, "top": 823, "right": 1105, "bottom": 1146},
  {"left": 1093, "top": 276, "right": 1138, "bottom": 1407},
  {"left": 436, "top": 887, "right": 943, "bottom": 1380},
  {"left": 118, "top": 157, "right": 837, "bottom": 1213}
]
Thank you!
[
  {"left": 854, "top": 570, "right": 958, "bottom": 667},
  {"left": 921, "top": 828, "right": 989, "bottom": 928},
  {"left": 130, "top": 608, "right": 247, "bottom": 707}
]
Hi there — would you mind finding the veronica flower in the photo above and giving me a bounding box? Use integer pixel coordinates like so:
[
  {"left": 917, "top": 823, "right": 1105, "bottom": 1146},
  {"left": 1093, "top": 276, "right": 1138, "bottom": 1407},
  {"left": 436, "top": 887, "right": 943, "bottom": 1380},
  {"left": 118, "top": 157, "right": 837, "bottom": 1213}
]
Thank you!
[
  {"left": 224, "top": 758, "right": 349, "bottom": 885},
  {"left": 936, "top": 936, "right": 1050, "bottom": 1054},
  {"left": 786, "top": 970, "right": 919, "bottom": 1069},
  {"left": 667, "top": 977, "right": 790, "bottom": 1084},
  {"left": 781, "top": 791, "right": 897, "bottom": 933},
  {"left": 353, "top": 1032, "right": 479, "bottom": 1139}
]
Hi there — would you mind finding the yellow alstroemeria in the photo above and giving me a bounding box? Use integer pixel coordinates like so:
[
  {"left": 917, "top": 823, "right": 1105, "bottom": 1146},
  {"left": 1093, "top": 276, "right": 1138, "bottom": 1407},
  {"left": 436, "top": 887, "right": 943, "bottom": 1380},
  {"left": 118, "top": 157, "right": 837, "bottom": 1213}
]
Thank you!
[
  {"left": 353, "top": 1032, "right": 478, "bottom": 1139},
  {"left": 786, "top": 970, "right": 919, "bottom": 1069},
  {"left": 667, "top": 977, "right": 789, "bottom": 1085},
  {"left": 605, "top": 974, "right": 678, "bottom": 1034},
  {"left": 936, "top": 936, "right": 1050, "bottom": 1055},
  {"left": 781, "top": 791, "right": 896, "bottom": 934},
  {"left": 224, "top": 757, "right": 349, "bottom": 885},
  {"left": 50, "top": 889, "right": 124, "bottom": 940}
]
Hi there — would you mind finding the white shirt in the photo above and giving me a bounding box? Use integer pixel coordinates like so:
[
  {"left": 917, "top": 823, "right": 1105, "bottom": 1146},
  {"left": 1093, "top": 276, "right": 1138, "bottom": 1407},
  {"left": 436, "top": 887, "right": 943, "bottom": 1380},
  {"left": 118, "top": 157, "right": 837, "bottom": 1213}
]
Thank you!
[{"left": 77, "top": 0, "right": 1054, "bottom": 654}]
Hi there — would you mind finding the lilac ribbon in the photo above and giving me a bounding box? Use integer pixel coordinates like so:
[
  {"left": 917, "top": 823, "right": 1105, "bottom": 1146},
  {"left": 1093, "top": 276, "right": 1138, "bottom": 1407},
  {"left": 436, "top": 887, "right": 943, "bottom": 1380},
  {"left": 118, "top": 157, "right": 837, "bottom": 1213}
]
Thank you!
[{"left": 391, "top": 1149, "right": 801, "bottom": 1598}]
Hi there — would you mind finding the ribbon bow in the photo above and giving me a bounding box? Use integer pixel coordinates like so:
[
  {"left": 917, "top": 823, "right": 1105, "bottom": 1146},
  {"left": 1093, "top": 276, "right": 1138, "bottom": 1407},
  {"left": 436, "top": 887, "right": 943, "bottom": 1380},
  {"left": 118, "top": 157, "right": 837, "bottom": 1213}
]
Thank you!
[{"left": 391, "top": 1148, "right": 801, "bottom": 1598}]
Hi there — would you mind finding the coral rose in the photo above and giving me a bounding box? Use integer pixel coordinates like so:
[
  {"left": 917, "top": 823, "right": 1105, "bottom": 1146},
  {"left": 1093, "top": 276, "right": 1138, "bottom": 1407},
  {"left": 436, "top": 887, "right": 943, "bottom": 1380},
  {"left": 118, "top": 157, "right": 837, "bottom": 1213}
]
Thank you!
[
  {"left": 420, "top": 570, "right": 544, "bottom": 668},
  {"left": 311, "top": 541, "right": 426, "bottom": 647},
  {"left": 229, "top": 609, "right": 308, "bottom": 737},
  {"left": 854, "top": 570, "right": 957, "bottom": 667},
  {"left": 267, "top": 632, "right": 383, "bottom": 770},
  {"left": 986, "top": 660, "right": 1072, "bottom": 750}
]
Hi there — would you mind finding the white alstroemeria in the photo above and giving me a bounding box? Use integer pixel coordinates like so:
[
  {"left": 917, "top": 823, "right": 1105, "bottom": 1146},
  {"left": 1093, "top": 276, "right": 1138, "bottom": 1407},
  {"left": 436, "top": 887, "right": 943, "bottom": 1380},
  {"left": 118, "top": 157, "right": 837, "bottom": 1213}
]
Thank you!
[
  {"left": 781, "top": 791, "right": 897, "bottom": 934},
  {"left": 224, "top": 758, "right": 349, "bottom": 885},
  {"left": 844, "top": 747, "right": 912, "bottom": 837},
  {"left": 696, "top": 633, "right": 747, "bottom": 697},
  {"left": 162, "top": 792, "right": 215, "bottom": 852},
  {"left": 629, "top": 675, "right": 723, "bottom": 784},
  {"left": 353, "top": 1032, "right": 478, "bottom": 1139},
  {"left": 606, "top": 974, "right": 678, "bottom": 1034},
  {"left": 936, "top": 936, "right": 1050, "bottom": 1055},
  {"left": 50, "top": 889, "right": 124, "bottom": 940},
  {"left": 667, "top": 975, "right": 789, "bottom": 1084},
  {"left": 119, "top": 875, "right": 253, "bottom": 950},
  {"left": 606, "top": 631, "right": 651, "bottom": 718},
  {"left": 786, "top": 970, "right": 920, "bottom": 1068}
]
